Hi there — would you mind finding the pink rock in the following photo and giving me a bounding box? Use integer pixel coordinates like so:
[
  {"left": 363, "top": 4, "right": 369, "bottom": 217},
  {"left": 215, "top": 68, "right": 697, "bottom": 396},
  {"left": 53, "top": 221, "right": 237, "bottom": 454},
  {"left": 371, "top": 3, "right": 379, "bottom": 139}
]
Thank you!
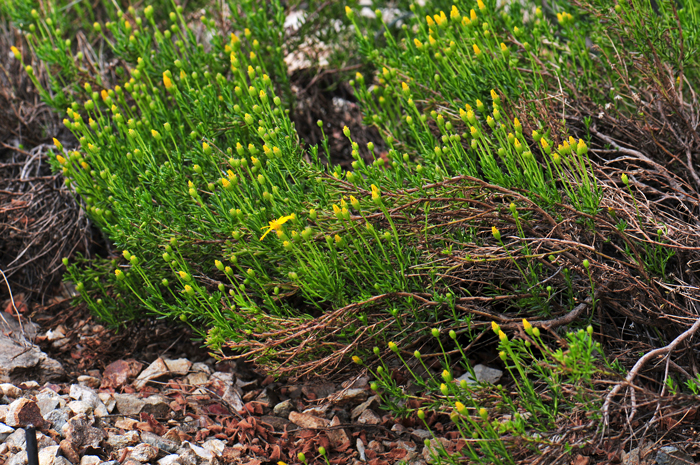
[
  {"left": 288, "top": 411, "right": 329, "bottom": 429},
  {"left": 5, "top": 398, "right": 43, "bottom": 428}
]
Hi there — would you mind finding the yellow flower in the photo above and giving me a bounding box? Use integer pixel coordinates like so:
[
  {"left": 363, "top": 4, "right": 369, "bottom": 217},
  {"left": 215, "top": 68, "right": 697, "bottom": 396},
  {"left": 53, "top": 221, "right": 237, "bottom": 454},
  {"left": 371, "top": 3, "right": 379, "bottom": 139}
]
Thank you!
[
  {"left": 477, "top": 0, "right": 486, "bottom": 12},
  {"left": 473, "top": 44, "right": 482, "bottom": 58},
  {"left": 523, "top": 319, "right": 533, "bottom": 334},
  {"left": 56, "top": 155, "right": 66, "bottom": 165},
  {"left": 101, "top": 89, "right": 109, "bottom": 101},
  {"left": 470, "top": 9, "right": 477, "bottom": 21},
  {"left": 450, "top": 5, "right": 461, "bottom": 20},
  {"left": 53, "top": 138, "right": 63, "bottom": 151},
  {"left": 491, "top": 321, "right": 500, "bottom": 333},
  {"left": 163, "top": 73, "right": 172, "bottom": 89},
  {"left": 10, "top": 46, "right": 20, "bottom": 60},
  {"left": 429, "top": 35, "right": 437, "bottom": 47},
  {"left": 455, "top": 402, "right": 467, "bottom": 415},
  {"left": 352, "top": 356, "right": 362, "bottom": 364},
  {"left": 414, "top": 38, "right": 424, "bottom": 49},
  {"left": 492, "top": 226, "right": 501, "bottom": 240},
  {"left": 401, "top": 82, "right": 409, "bottom": 93},
  {"left": 260, "top": 214, "right": 294, "bottom": 241},
  {"left": 371, "top": 184, "right": 381, "bottom": 202},
  {"left": 426, "top": 15, "right": 435, "bottom": 27},
  {"left": 498, "top": 330, "right": 507, "bottom": 342}
]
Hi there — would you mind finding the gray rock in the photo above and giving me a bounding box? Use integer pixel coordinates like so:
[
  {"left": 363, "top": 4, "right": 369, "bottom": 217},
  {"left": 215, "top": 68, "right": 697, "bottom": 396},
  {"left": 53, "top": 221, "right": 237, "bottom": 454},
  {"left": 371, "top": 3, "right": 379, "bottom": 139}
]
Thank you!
[
  {"left": 176, "top": 448, "right": 197, "bottom": 465},
  {"left": 333, "top": 388, "right": 369, "bottom": 405},
  {"left": 44, "top": 408, "right": 70, "bottom": 436},
  {"left": 99, "top": 461, "right": 121, "bottom": 465},
  {"left": 327, "top": 416, "right": 350, "bottom": 450},
  {"left": 455, "top": 364, "right": 503, "bottom": 385},
  {"left": 259, "top": 415, "right": 291, "bottom": 431},
  {"left": 142, "top": 395, "right": 170, "bottom": 418},
  {"left": 422, "top": 438, "right": 452, "bottom": 463},
  {"left": 272, "top": 400, "right": 294, "bottom": 419},
  {"left": 655, "top": 446, "right": 693, "bottom": 465},
  {"left": 0, "top": 318, "right": 64, "bottom": 384},
  {"left": 37, "top": 389, "right": 66, "bottom": 416},
  {"left": 178, "top": 441, "right": 218, "bottom": 464},
  {"left": 302, "top": 404, "right": 329, "bottom": 418},
  {"left": 63, "top": 415, "right": 105, "bottom": 449},
  {"left": 411, "top": 429, "right": 431, "bottom": 440},
  {"left": 190, "top": 363, "right": 211, "bottom": 374},
  {"left": 302, "top": 383, "right": 336, "bottom": 400},
  {"left": 113, "top": 394, "right": 145, "bottom": 416},
  {"left": 351, "top": 395, "right": 379, "bottom": 420},
  {"left": 140, "top": 431, "right": 180, "bottom": 454},
  {"left": 68, "top": 385, "right": 108, "bottom": 417},
  {"left": 53, "top": 457, "right": 71, "bottom": 465},
  {"left": 4, "top": 427, "right": 56, "bottom": 453},
  {"left": 133, "top": 358, "right": 170, "bottom": 390},
  {"left": 357, "top": 409, "right": 381, "bottom": 425},
  {"left": 127, "top": 444, "right": 159, "bottom": 462},
  {"left": 106, "top": 431, "right": 140, "bottom": 449}
]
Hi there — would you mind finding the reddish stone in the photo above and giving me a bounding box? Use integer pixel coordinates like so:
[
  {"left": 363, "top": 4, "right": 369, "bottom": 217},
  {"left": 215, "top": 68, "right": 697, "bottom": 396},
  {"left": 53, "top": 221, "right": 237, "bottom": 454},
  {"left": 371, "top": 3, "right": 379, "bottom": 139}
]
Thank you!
[{"left": 5, "top": 398, "right": 44, "bottom": 428}]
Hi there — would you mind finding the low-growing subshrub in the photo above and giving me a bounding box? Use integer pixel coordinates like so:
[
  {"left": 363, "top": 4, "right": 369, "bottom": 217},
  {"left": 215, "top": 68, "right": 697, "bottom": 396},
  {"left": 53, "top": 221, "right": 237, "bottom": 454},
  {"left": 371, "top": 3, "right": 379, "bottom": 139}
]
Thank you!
[{"left": 6, "top": 0, "right": 700, "bottom": 390}]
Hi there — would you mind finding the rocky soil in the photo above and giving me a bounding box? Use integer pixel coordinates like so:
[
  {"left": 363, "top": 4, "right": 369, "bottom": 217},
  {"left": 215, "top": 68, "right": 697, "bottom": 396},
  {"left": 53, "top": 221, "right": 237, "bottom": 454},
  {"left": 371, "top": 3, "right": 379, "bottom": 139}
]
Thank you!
[{"left": 0, "top": 305, "right": 487, "bottom": 465}]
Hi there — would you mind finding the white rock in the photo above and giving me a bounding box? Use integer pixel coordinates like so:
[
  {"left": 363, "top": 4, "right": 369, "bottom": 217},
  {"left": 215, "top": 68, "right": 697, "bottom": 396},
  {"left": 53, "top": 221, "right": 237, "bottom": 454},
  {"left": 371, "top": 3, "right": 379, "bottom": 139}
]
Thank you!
[
  {"left": 67, "top": 401, "right": 93, "bottom": 416},
  {"left": 45, "top": 326, "right": 66, "bottom": 341},
  {"left": 455, "top": 364, "right": 503, "bottom": 385},
  {"left": 36, "top": 389, "right": 66, "bottom": 416},
  {"left": 157, "top": 455, "right": 181, "bottom": 465},
  {"left": 79, "top": 456, "right": 100, "bottom": 465},
  {"left": 133, "top": 358, "right": 169, "bottom": 390},
  {"left": 202, "top": 439, "right": 225, "bottom": 457},
  {"left": 38, "top": 446, "right": 60, "bottom": 465},
  {"left": 128, "top": 444, "right": 159, "bottom": 462},
  {"left": 190, "top": 362, "right": 211, "bottom": 374},
  {"left": 164, "top": 359, "right": 191, "bottom": 376},
  {"left": 356, "top": 438, "right": 366, "bottom": 462},
  {"left": 98, "top": 393, "right": 116, "bottom": 413},
  {"left": 179, "top": 442, "right": 215, "bottom": 461},
  {"left": 0, "top": 384, "right": 22, "bottom": 398},
  {"left": 357, "top": 409, "right": 381, "bottom": 425}
]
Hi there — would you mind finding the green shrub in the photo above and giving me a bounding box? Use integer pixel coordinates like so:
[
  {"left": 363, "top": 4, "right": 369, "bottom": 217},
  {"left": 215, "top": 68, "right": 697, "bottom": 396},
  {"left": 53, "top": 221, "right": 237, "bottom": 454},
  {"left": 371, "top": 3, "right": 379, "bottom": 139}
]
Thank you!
[{"left": 6, "top": 0, "right": 699, "bottom": 382}]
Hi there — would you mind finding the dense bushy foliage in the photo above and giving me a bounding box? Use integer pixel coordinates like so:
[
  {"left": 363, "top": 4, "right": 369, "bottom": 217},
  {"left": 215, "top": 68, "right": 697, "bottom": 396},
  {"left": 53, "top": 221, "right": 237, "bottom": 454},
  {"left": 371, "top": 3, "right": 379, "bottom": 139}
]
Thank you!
[{"left": 5, "top": 0, "right": 700, "bottom": 458}]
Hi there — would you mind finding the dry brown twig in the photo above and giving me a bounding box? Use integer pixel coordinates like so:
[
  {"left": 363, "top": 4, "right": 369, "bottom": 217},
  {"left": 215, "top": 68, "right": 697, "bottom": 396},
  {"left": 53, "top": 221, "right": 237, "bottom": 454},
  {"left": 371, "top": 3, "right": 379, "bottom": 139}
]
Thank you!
[{"left": 601, "top": 300, "right": 700, "bottom": 434}]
